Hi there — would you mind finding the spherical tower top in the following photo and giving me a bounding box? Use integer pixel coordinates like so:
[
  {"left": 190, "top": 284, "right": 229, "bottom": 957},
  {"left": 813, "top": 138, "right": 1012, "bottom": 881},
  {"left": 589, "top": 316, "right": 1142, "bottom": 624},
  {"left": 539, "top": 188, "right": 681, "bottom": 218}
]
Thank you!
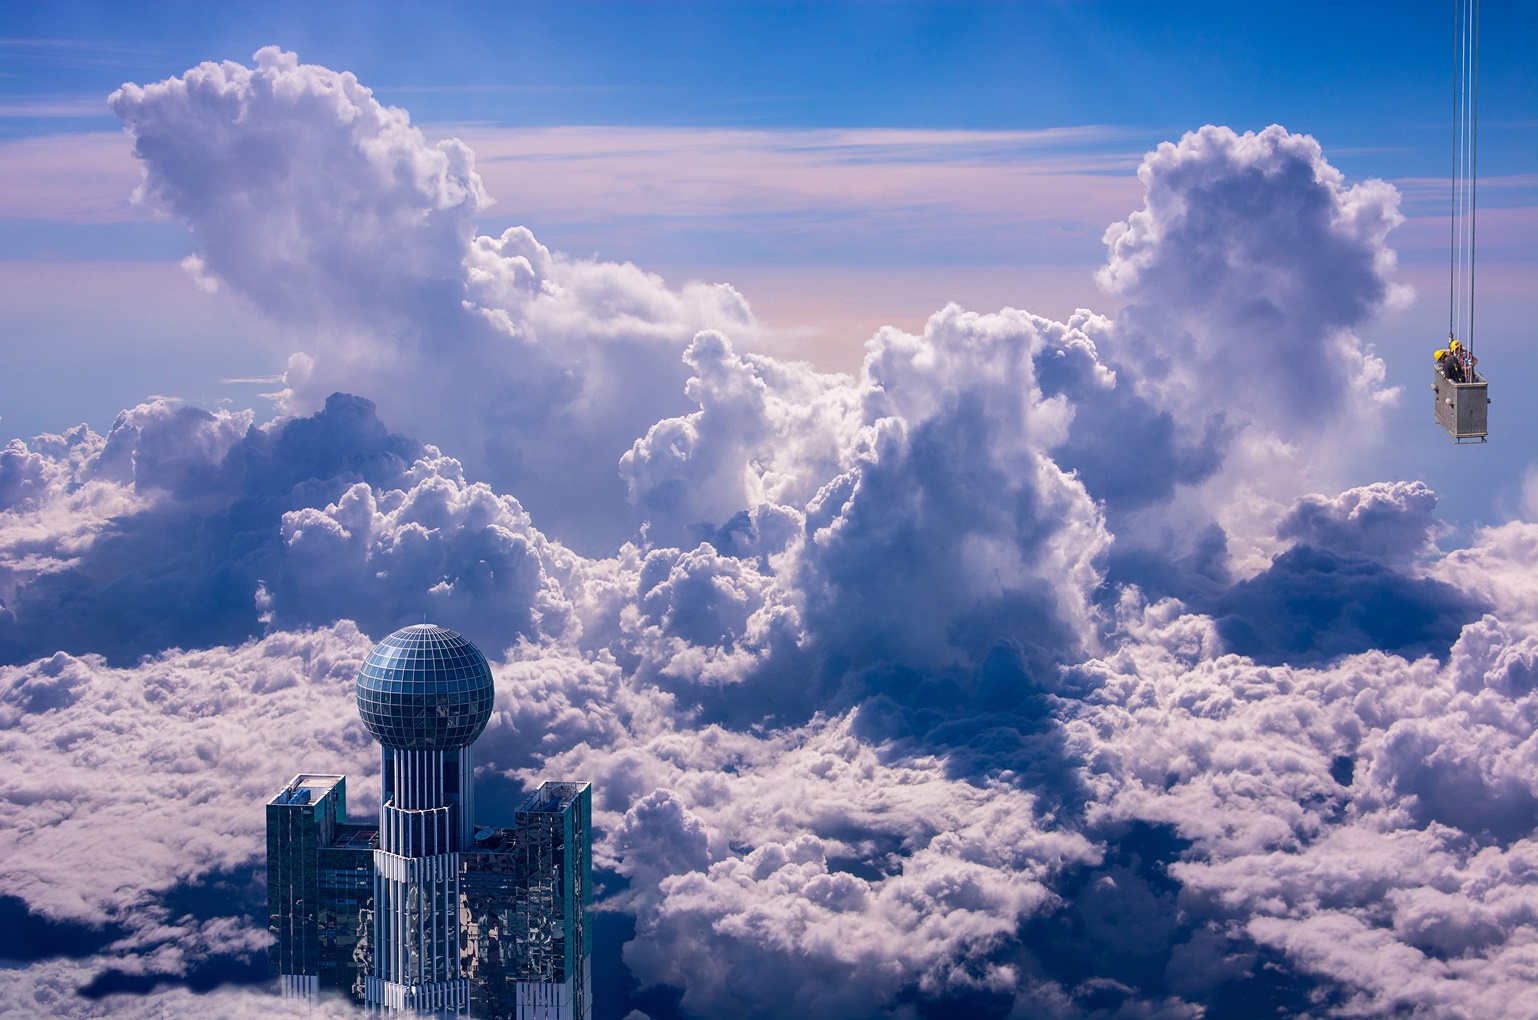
[{"left": 355, "top": 624, "right": 494, "bottom": 750}]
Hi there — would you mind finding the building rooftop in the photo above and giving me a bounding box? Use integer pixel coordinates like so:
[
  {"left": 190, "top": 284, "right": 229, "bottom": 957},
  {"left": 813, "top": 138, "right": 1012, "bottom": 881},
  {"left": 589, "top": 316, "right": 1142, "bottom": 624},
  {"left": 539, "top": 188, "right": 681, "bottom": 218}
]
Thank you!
[
  {"left": 269, "top": 774, "right": 345, "bottom": 807},
  {"left": 470, "top": 826, "right": 519, "bottom": 853},
  {"left": 328, "top": 824, "right": 379, "bottom": 851},
  {"left": 518, "top": 781, "right": 591, "bottom": 815}
]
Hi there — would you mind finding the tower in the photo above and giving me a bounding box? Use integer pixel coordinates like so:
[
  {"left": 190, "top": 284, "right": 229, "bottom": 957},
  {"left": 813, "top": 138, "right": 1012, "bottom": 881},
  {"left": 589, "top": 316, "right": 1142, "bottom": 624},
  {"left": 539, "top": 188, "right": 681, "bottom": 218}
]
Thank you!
[
  {"left": 267, "top": 623, "right": 592, "bottom": 1018},
  {"left": 356, "top": 624, "right": 494, "bottom": 1013}
]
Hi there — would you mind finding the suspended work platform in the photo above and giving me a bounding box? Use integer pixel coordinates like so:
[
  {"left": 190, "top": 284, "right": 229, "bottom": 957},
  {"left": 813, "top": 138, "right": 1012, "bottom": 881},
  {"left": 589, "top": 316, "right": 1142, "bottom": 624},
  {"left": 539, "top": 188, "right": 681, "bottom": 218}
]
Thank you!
[
  {"left": 1432, "top": 0, "right": 1488, "bottom": 445},
  {"left": 1432, "top": 364, "right": 1488, "bottom": 442}
]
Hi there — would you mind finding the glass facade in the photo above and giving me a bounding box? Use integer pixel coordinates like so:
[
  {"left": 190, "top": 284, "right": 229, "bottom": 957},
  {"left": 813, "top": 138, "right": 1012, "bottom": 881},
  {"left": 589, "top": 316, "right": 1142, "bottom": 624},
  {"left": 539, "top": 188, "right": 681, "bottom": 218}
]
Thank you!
[
  {"left": 270, "top": 625, "right": 591, "bottom": 1017},
  {"left": 318, "top": 823, "right": 377, "bottom": 1001},
  {"left": 356, "top": 625, "right": 495, "bottom": 750},
  {"left": 460, "top": 828, "right": 523, "bottom": 1019},
  {"left": 269, "top": 778, "right": 329, "bottom": 981},
  {"left": 461, "top": 783, "right": 593, "bottom": 1020}
]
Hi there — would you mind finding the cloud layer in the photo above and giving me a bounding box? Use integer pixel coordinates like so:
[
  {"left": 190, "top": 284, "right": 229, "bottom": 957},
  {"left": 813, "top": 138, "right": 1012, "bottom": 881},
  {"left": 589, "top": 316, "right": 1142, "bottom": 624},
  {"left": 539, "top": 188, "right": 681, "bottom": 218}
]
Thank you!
[{"left": 2, "top": 48, "right": 1533, "bottom": 1020}]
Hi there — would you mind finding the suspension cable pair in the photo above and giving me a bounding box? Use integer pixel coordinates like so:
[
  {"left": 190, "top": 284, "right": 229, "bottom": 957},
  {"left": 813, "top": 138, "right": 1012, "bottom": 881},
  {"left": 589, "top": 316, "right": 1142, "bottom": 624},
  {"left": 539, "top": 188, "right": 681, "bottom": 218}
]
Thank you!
[{"left": 1447, "top": 0, "right": 1478, "bottom": 354}]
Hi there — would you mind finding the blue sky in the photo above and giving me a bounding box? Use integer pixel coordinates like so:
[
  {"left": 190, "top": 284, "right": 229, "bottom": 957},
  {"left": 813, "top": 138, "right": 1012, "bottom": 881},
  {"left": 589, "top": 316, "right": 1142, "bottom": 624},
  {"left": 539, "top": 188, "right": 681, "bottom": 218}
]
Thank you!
[
  {"left": 4, "top": 1, "right": 1535, "bottom": 145},
  {"left": 2, "top": 1, "right": 1534, "bottom": 534},
  {"left": 1, "top": 7, "right": 1538, "bottom": 1019}
]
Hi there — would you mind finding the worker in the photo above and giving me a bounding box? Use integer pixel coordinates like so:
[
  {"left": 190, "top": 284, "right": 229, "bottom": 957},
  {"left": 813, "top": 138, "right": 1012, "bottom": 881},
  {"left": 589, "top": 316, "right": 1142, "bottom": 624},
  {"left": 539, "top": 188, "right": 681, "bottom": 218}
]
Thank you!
[
  {"left": 1436, "top": 340, "right": 1466, "bottom": 382},
  {"left": 1435, "top": 347, "right": 1454, "bottom": 380},
  {"left": 1451, "top": 339, "right": 1476, "bottom": 381}
]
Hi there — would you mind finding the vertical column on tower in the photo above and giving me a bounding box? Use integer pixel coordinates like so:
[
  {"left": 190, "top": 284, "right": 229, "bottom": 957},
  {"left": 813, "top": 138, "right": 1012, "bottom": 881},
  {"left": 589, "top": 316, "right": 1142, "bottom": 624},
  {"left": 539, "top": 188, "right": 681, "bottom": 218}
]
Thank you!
[{"left": 366, "top": 746, "right": 473, "bottom": 1016}]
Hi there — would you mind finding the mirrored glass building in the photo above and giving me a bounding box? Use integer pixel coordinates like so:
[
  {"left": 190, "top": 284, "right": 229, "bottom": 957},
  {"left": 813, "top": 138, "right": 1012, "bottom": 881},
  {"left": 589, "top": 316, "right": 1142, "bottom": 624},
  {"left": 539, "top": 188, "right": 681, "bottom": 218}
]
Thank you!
[{"left": 268, "top": 624, "right": 592, "bottom": 1019}]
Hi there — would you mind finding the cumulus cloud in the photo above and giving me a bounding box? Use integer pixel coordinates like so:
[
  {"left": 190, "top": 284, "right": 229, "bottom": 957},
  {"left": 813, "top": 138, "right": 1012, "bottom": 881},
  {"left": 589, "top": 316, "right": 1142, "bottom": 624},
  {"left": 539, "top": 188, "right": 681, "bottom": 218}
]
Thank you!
[
  {"left": 1098, "top": 124, "right": 1404, "bottom": 438},
  {"left": 1277, "top": 480, "right": 1442, "bottom": 564},
  {"left": 1079, "top": 126, "right": 1413, "bottom": 586},
  {"left": 0, "top": 625, "right": 375, "bottom": 995},
  {"left": 265, "top": 447, "right": 578, "bottom": 653},
  {"left": 514, "top": 522, "right": 1537, "bottom": 1018},
  {"left": 0, "top": 393, "right": 582, "bottom": 666},
  {"left": 1208, "top": 538, "right": 1483, "bottom": 669},
  {"left": 110, "top": 47, "right": 487, "bottom": 334},
  {"left": 542, "top": 712, "right": 1097, "bottom": 1020},
  {"left": 619, "top": 308, "right": 1111, "bottom": 694},
  {"left": 111, "top": 49, "right": 764, "bottom": 553},
  {"left": 1052, "top": 523, "right": 1538, "bottom": 1018},
  {"left": 8, "top": 46, "right": 1535, "bottom": 1020},
  {"left": 1032, "top": 308, "right": 1226, "bottom": 517},
  {"left": 0, "top": 957, "right": 362, "bottom": 1019},
  {"left": 620, "top": 331, "right": 859, "bottom": 550},
  {"left": 1191, "top": 483, "right": 1481, "bottom": 667}
]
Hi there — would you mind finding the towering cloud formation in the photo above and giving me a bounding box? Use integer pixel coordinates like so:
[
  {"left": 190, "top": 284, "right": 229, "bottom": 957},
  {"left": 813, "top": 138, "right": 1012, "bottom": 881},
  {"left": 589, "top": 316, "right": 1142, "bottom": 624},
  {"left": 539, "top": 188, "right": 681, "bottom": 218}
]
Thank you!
[
  {"left": 112, "top": 47, "right": 759, "bottom": 553},
  {"left": 1098, "top": 124, "right": 1403, "bottom": 437},
  {"left": 2, "top": 49, "right": 1532, "bottom": 1020},
  {"left": 109, "top": 48, "right": 486, "bottom": 333},
  {"left": 1084, "top": 126, "right": 1408, "bottom": 587}
]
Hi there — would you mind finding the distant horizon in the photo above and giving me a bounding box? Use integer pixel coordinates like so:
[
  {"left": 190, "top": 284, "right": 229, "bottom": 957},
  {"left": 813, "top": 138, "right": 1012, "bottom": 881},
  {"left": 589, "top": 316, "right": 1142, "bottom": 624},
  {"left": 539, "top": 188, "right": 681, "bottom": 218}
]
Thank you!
[{"left": 1, "top": 5, "right": 1536, "bottom": 1020}]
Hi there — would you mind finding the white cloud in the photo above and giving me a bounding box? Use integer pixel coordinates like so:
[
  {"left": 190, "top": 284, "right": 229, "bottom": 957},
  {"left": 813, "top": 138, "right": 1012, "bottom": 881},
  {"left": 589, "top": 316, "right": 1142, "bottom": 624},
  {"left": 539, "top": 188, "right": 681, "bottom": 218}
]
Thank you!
[
  {"left": 0, "top": 626, "right": 376, "bottom": 969},
  {"left": 267, "top": 450, "right": 580, "bottom": 653},
  {"left": 109, "top": 49, "right": 767, "bottom": 554},
  {"left": 1088, "top": 126, "right": 1413, "bottom": 576},
  {"left": 620, "top": 307, "right": 1112, "bottom": 681},
  {"left": 1098, "top": 125, "right": 1405, "bottom": 439},
  {"left": 1061, "top": 525, "right": 1538, "bottom": 1017},
  {"left": 0, "top": 957, "right": 362, "bottom": 1019},
  {"left": 1277, "top": 480, "right": 1442, "bottom": 565},
  {"left": 0, "top": 47, "right": 1527, "bottom": 1020},
  {"left": 539, "top": 711, "right": 1098, "bottom": 1019}
]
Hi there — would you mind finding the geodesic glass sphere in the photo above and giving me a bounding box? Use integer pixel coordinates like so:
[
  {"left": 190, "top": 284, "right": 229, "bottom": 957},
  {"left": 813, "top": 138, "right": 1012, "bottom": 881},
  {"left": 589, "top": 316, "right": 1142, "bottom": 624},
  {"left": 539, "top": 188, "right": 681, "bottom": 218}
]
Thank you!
[{"left": 355, "top": 624, "right": 494, "bottom": 750}]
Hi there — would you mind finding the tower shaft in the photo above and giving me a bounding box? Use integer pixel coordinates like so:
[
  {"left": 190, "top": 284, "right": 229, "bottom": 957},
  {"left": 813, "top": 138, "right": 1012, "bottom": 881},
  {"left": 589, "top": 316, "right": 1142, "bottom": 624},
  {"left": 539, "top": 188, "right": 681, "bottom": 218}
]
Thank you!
[{"left": 368, "top": 747, "right": 475, "bottom": 1015}]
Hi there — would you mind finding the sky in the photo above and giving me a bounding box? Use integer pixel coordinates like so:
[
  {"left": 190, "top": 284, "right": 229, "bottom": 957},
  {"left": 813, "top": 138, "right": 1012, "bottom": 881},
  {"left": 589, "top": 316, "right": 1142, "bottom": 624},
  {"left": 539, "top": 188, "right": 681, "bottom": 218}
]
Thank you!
[
  {"left": 1, "top": 2, "right": 1537, "bottom": 1019},
  {"left": 1, "top": 1, "right": 1535, "bottom": 529}
]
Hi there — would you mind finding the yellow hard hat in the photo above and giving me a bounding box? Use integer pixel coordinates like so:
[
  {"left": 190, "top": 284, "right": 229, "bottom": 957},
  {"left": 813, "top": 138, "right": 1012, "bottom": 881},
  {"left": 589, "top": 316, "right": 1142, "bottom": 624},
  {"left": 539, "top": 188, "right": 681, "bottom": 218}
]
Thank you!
[
  {"left": 1435, "top": 350, "right": 1447, "bottom": 361},
  {"left": 1450, "top": 339, "right": 1462, "bottom": 351}
]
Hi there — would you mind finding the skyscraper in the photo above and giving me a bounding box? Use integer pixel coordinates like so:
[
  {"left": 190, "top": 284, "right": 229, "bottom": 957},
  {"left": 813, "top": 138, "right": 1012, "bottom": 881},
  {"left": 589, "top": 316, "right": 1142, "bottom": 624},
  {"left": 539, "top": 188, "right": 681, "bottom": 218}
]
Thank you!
[{"left": 268, "top": 624, "right": 592, "bottom": 1018}]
